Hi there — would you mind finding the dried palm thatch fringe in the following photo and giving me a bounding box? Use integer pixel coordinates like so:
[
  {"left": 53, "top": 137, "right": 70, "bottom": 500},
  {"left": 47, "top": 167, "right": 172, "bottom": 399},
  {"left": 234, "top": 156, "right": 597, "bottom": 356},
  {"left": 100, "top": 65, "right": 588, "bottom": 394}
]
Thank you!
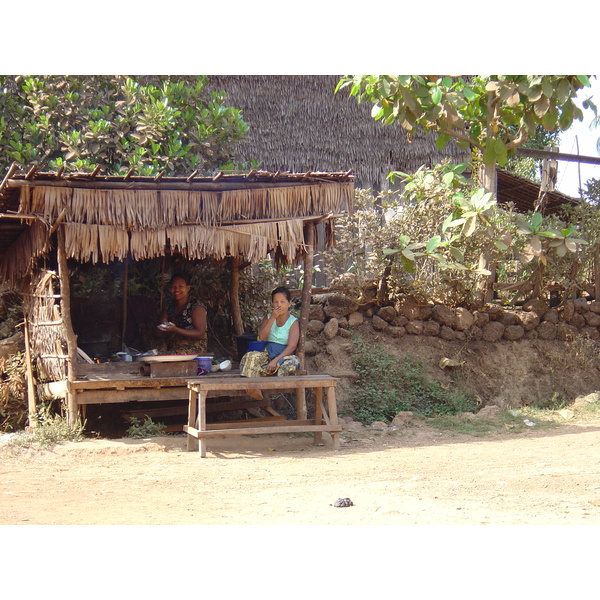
[
  {"left": 98, "top": 225, "right": 129, "bottom": 263},
  {"left": 130, "top": 228, "right": 167, "bottom": 261},
  {"left": 5, "top": 180, "right": 351, "bottom": 279},
  {"left": 0, "top": 220, "right": 51, "bottom": 282},
  {"left": 23, "top": 183, "right": 351, "bottom": 228}
]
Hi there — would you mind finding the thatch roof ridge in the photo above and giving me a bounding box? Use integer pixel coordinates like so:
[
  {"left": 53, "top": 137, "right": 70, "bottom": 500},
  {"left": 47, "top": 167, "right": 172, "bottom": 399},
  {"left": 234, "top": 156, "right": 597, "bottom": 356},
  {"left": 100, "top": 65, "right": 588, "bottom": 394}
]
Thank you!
[
  {"left": 1, "top": 168, "right": 354, "bottom": 191},
  {"left": 207, "top": 75, "right": 470, "bottom": 191}
]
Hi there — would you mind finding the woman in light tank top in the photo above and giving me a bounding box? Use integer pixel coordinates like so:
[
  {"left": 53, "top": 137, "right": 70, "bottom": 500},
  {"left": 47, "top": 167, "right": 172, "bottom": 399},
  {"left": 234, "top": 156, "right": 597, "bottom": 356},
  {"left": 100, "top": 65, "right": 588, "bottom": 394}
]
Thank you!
[{"left": 240, "top": 286, "right": 300, "bottom": 380}]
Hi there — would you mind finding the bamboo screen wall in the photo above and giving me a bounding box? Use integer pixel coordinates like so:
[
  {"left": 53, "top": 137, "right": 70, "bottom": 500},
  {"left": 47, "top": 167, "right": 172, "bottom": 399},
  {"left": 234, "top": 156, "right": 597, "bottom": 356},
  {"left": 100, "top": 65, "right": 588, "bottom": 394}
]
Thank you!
[{"left": 22, "top": 269, "right": 68, "bottom": 382}]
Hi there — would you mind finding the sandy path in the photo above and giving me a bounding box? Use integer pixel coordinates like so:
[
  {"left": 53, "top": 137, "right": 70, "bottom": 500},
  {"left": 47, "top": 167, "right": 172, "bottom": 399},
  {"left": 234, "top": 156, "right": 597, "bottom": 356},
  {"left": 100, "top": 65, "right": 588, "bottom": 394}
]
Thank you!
[{"left": 2, "top": 422, "right": 600, "bottom": 526}]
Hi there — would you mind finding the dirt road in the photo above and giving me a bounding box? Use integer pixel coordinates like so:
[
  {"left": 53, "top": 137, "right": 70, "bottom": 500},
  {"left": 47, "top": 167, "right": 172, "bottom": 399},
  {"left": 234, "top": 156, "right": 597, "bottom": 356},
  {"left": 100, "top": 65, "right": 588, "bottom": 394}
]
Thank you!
[{"left": 2, "top": 419, "right": 600, "bottom": 526}]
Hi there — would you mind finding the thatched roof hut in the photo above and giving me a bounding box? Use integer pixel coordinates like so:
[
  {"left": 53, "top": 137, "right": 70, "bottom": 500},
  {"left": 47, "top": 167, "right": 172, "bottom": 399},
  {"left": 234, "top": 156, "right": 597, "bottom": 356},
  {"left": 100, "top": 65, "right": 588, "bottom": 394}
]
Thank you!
[
  {"left": 0, "top": 167, "right": 353, "bottom": 283},
  {"left": 0, "top": 166, "right": 354, "bottom": 425},
  {"left": 207, "top": 75, "right": 470, "bottom": 190}
]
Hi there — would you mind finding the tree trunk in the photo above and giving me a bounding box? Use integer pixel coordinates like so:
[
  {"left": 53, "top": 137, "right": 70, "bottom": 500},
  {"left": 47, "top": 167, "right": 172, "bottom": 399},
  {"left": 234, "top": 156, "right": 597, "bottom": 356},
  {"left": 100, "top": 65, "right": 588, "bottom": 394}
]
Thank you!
[{"left": 57, "top": 226, "right": 79, "bottom": 426}]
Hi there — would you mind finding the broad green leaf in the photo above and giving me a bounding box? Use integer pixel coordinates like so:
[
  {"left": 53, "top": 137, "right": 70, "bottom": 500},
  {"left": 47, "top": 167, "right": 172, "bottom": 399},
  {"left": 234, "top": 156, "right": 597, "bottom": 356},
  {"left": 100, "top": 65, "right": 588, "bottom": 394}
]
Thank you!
[
  {"left": 534, "top": 96, "right": 550, "bottom": 119},
  {"left": 441, "top": 213, "right": 454, "bottom": 232},
  {"left": 494, "top": 137, "right": 507, "bottom": 166},
  {"left": 448, "top": 263, "right": 468, "bottom": 271},
  {"left": 565, "top": 238, "right": 578, "bottom": 252},
  {"left": 402, "top": 248, "right": 415, "bottom": 261},
  {"left": 577, "top": 75, "right": 591, "bottom": 86},
  {"left": 431, "top": 86, "right": 443, "bottom": 104},
  {"left": 556, "top": 243, "right": 567, "bottom": 257},
  {"left": 463, "top": 87, "right": 477, "bottom": 101},
  {"left": 446, "top": 217, "right": 466, "bottom": 229},
  {"left": 556, "top": 78, "right": 571, "bottom": 104},
  {"left": 543, "top": 109, "right": 558, "bottom": 130},
  {"left": 529, "top": 234, "right": 542, "bottom": 255},
  {"left": 382, "top": 248, "right": 402, "bottom": 257},
  {"left": 482, "top": 140, "right": 496, "bottom": 164},
  {"left": 371, "top": 104, "right": 383, "bottom": 119},
  {"left": 526, "top": 87, "right": 543, "bottom": 102},
  {"left": 531, "top": 212, "right": 543, "bottom": 230},
  {"left": 495, "top": 240, "right": 509, "bottom": 251},
  {"left": 401, "top": 255, "right": 415, "bottom": 273},
  {"left": 426, "top": 235, "right": 441, "bottom": 252},
  {"left": 441, "top": 76, "right": 453, "bottom": 89},
  {"left": 449, "top": 246, "right": 464, "bottom": 262},
  {"left": 436, "top": 133, "right": 451, "bottom": 150},
  {"left": 442, "top": 171, "right": 454, "bottom": 185},
  {"left": 462, "top": 215, "right": 477, "bottom": 237},
  {"left": 541, "top": 77, "right": 553, "bottom": 98},
  {"left": 473, "top": 268, "right": 492, "bottom": 276}
]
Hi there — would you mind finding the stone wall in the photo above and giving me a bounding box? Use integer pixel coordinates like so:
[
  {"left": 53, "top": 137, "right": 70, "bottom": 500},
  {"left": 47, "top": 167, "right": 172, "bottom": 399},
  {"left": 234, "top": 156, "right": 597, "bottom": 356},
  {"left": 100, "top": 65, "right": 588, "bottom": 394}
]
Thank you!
[{"left": 303, "top": 292, "right": 600, "bottom": 351}]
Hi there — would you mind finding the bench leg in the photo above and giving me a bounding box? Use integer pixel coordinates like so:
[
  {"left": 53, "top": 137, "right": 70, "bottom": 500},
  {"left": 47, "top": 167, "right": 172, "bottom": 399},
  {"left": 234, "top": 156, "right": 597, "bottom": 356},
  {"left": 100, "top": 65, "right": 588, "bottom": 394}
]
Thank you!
[
  {"left": 295, "top": 387, "right": 307, "bottom": 421},
  {"left": 198, "top": 389, "right": 207, "bottom": 458},
  {"left": 327, "top": 387, "right": 341, "bottom": 450},
  {"left": 187, "top": 388, "right": 199, "bottom": 452},
  {"left": 313, "top": 387, "right": 323, "bottom": 445}
]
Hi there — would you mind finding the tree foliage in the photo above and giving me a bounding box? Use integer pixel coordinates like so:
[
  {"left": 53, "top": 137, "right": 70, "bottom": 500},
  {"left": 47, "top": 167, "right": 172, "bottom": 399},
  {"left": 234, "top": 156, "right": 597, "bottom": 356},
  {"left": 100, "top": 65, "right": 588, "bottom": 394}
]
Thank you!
[
  {"left": 331, "top": 76, "right": 596, "bottom": 303},
  {"left": 0, "top": 75, "right": 250, "bottom": 176},
  {"left": 321, "top": 161, "right": 591, "bottom": 306},
  {"left": 336, "top": 75, "right": 595, "bottom": 171}
]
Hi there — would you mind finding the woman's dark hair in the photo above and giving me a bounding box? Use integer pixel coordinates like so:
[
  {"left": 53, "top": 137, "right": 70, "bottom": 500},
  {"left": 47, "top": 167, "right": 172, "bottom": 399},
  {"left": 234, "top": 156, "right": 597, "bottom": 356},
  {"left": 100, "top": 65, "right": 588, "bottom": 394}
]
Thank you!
[
  {"left": 170, "top": 272, "right": 191, "bottom": 286},
  {"left": 272, "top": 286, "right": 291, "bottom": 301}
]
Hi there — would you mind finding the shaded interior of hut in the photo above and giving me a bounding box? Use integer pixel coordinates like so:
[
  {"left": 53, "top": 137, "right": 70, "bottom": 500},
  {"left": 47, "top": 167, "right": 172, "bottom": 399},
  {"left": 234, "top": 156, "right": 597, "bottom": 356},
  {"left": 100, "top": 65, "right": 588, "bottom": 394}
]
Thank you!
[
  {"left": 69, "top": 257, "right": 242, "bottom": 360},
  {"left": 49, "top": 255, "right": 286, "bottom": 436}
]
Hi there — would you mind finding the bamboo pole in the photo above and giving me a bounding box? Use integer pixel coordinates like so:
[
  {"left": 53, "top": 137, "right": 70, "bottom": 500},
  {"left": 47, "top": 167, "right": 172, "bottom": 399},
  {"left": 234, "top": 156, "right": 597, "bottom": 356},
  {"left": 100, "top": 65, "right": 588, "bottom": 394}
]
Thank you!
[
  {"left": 57, "top": 226, "right": 79, "bottom": 426},
  {"left": 230, "top": 256, "right": 244, "bottom": 335},
  {"left": 23, "top": 318, "right": 37, "bottom": 429},
  {"left": 297, "top": 222, "right": 314, "bottom": 370}
]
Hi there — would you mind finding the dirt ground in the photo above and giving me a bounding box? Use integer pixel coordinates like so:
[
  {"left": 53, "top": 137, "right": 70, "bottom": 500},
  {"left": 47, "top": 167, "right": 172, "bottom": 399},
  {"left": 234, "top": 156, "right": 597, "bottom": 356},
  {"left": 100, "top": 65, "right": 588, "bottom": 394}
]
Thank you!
[{"left": 2, "top": 412, "right": 600, "bottom": 526}]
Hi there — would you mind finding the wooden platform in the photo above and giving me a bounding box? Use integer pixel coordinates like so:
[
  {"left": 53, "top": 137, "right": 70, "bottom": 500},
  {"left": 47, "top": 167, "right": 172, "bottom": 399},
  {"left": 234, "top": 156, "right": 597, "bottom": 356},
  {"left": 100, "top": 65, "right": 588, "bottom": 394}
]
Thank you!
[{"left": 184, "top": 375, "right": 341, "bottom": 457}]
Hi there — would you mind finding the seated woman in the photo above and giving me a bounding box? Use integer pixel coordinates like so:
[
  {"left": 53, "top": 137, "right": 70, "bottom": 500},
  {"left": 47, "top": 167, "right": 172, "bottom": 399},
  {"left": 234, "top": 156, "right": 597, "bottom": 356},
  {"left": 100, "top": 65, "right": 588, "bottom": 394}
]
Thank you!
[
  {"left": 157, "top": 273, "right": 208, "bottom": 355},
  {"left": 240, "top": 286, "right": 301, "bottom": 379}
]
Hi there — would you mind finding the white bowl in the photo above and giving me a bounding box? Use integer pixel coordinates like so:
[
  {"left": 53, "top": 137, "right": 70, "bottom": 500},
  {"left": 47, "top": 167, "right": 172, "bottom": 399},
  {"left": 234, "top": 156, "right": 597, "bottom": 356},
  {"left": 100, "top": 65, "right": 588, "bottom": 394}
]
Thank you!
[{"left": 219, "top": 360, "right": 232, "bottom": 371}]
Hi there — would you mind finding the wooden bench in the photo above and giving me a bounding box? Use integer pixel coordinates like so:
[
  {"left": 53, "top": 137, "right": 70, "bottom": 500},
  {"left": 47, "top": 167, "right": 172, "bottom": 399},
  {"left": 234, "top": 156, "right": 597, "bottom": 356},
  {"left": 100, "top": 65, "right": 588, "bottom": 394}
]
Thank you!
[{"left": 184, "top": 374, "right": 341, "bottom": 457}]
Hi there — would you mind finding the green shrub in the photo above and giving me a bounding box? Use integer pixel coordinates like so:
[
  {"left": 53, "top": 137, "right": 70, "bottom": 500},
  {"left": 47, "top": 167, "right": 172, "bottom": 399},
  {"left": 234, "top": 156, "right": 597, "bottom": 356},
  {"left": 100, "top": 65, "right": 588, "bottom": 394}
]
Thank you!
[
  {"left": 125, "top": 416, "right": 166, "bottom": 438},
  {"left": 349, "top": 338, "right": 476, "bottom": 424},
  {"left": 9, "top": 403, "right": 85, "bottom": 448}
]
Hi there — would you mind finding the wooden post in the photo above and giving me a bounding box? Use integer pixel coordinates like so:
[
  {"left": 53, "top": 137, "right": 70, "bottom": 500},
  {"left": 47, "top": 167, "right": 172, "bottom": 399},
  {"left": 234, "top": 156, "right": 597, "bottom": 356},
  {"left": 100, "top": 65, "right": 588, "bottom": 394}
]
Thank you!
[
  {"left": 230, "top": 256, "right": 244, "bottom": 336},
  {"left": 297, "top": 222, "right": 314, "bottom": 370},
  {"left": 121, "top": 255, "right": 129, "bottom": 350},
  {"left": 23, "top": 318, "right": 37, "bottom": 429},
  {"left": 57, "top": 226, "right": 79, "bottom": 426},
  {"left": 159, "top": 255, "right": 165, "bottom": 312}
]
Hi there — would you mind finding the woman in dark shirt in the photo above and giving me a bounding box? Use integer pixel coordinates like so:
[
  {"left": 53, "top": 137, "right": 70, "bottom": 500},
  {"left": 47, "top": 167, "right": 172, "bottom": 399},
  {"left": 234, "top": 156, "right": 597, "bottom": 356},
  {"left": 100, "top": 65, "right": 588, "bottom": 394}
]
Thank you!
[{"left": 158, "top": 273, "right": 208, "bottom": 355}]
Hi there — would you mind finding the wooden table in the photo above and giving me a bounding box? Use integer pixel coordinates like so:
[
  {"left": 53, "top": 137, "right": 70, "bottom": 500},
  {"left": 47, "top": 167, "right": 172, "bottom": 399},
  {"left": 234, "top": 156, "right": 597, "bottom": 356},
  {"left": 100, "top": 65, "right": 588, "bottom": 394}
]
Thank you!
[{"left": 184, "top": 375, "right": 342, "bottom": 457}]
